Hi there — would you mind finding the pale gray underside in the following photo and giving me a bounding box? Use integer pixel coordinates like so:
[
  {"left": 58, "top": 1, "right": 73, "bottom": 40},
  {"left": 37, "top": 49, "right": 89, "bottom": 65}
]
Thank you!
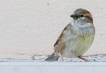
[{"left": 55, "top": 20, "right": 95, "bottom": 58}]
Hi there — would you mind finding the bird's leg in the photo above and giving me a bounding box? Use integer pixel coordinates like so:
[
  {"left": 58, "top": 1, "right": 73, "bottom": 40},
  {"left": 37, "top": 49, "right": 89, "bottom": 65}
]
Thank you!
[
  {"left": 60, "top": 54, "right": 64, "bottom": 61},
  {"left": 78, "top": 56, "right": 88, "bottom": 61}
]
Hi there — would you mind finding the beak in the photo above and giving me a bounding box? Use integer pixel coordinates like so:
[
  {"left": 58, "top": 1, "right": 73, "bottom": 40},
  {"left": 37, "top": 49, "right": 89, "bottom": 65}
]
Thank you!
[
  {"left": 70, "top": 13, "right": 78, "bottom": 20},
  {"left": 70, "top": 13, "right": 77, "bottom": 17}
]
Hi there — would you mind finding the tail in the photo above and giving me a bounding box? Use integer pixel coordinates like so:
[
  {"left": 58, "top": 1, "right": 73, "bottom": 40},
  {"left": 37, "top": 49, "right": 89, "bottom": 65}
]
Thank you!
[{"left": 45, "top": 53, "right": 59, "bottom": 61}]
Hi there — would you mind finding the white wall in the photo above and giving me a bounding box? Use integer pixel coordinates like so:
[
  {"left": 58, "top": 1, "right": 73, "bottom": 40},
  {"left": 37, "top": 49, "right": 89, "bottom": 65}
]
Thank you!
[{"left": 0, "top": 0, "right": 106, "bottom": 56}]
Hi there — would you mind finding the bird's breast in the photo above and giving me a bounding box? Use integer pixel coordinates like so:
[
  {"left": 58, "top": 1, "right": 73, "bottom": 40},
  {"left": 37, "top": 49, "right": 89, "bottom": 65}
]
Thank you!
[{"left": 62, "top": 24, "right": 95, "bottom": 58}]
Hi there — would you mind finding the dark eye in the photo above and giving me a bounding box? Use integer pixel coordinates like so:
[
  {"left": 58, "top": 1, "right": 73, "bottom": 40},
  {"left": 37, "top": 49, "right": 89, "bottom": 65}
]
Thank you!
[{"left": 80, "top": 15, "right": 84, "bottom": 17}]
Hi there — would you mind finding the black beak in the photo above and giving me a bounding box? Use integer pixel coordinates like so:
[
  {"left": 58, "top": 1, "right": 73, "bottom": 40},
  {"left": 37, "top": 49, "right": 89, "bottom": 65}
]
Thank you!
[{"left": 70, "top": 13, "right": 77, "bottom": 17}]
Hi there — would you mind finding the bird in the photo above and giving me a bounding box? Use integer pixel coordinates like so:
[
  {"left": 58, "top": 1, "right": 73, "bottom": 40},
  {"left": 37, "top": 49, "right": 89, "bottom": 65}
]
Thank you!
[{"left": 45, "top": 8, "right": 95, "bottom": 61}]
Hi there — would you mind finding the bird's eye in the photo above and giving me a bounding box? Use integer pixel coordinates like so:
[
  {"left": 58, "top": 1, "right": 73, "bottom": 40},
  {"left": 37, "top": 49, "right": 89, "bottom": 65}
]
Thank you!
[{"left": 80, "top": 15, "right": 84, "bottom": 17}]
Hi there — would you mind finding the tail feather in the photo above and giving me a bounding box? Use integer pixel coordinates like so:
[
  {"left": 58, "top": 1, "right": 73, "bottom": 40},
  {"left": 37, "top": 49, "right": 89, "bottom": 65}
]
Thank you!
[{"left": 45, "top": 53, "right": 59, "bottom": 61}]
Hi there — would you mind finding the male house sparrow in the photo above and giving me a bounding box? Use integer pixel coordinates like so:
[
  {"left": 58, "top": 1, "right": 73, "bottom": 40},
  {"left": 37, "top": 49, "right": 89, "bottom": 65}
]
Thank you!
[{"left": 45, "top": 8, "right": 95, "bottom": 61}]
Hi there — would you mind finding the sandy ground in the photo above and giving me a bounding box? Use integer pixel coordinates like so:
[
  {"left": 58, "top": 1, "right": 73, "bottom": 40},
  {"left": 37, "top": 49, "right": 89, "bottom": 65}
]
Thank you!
[
  {"left": 0, "top": 53, "right": 106, "bottom": 62},
  {"left": 0, "top": 49, "right": 105, "bottom": 62}
]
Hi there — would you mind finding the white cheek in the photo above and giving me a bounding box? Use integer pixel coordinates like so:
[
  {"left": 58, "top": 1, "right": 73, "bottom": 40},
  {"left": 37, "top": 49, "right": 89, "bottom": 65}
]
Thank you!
[
  {"left": 78, "top": 17, "right": 85, "bottom": 21},
  {"left": 81, "top": 17, "right": 85, "bottom": 20}
]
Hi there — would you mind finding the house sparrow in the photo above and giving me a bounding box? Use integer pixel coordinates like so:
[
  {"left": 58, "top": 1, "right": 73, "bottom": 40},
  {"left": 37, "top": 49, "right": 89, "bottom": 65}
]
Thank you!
[{"left": 45, "top": 8, "right": 95, "bottom": 61}]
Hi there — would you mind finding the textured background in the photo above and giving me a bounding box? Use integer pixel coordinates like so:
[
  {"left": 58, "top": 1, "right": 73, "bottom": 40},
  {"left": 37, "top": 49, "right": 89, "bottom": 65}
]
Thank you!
[{"left": 0, "top": 0, "right": 106, "bottom": 57}]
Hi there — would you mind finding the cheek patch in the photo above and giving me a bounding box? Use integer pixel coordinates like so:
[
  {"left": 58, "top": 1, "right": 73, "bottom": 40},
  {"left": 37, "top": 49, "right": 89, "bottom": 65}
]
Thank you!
[{"left": 81, "top": 17, "right": 85, "bottom": 19}]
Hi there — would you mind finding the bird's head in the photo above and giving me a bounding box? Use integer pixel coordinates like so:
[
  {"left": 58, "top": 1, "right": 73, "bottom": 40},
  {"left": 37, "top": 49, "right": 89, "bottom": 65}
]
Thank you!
[{"left": 70, "top": 8, "right": 93, "bottom": 24}]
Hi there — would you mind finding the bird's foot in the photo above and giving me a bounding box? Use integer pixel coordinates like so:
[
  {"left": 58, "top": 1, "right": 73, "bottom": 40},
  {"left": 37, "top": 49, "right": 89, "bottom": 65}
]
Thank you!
[
  {"left": 78, "top": 56, "right": 88, "bottom": 61},
  {"left": 60, "top": 54, "right": 64, "bottom": 61}
]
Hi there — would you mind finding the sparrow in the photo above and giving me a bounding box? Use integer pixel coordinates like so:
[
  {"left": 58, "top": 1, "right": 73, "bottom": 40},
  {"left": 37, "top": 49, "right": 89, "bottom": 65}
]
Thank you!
[{"left": 45, "top": 8, "right": 95, "bottom": 61}]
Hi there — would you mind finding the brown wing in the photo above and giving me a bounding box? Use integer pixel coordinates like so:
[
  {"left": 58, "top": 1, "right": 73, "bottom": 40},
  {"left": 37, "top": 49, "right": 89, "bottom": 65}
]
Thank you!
[{"left": 54, "top": 23, "right": 70, "bottom": 47}]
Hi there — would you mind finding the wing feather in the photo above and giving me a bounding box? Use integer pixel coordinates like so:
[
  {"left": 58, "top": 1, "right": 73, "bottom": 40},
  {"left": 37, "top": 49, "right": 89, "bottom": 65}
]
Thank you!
[{"left": 54, "top": 23, "right": 70, "bottom": 47}]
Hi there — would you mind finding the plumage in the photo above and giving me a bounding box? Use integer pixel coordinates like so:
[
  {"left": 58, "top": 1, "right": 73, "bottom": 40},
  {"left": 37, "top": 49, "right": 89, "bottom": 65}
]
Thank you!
[{"left": 46, "top": 8, "right": 95, "bottom": 61}]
